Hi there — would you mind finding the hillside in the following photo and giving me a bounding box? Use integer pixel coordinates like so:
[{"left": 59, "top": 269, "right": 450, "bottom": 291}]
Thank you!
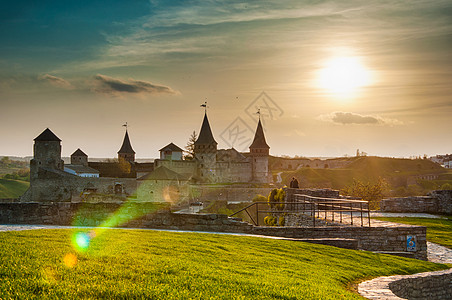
[
  {"left": 0, "top": 178, "right": 29, "bottom": 198},
  {"left": 277, "top": 156, "right": 449, "bottom": 196}
]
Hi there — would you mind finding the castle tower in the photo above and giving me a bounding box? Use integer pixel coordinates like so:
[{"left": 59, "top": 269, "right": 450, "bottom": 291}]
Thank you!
[
  {"left": 71, "top": 148, "right": 88, "bottom": 166},
  {"left": 30, "top": 128, "right": 64, "bottom": 181},
  {"left": 194, "top": 112, "right": 217, "bottom": 182},
  {"left": 249, "top": 118, "right": 270, "bottom": 183},
  {"left": 118, "top": 129, "right": 135, "bottom": 162}
]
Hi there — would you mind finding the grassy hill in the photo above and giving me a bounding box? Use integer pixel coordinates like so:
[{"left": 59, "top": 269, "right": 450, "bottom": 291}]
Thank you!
[
  {"left": 0, "top": 229, "right": 447, "bottom": 299},
  {"left": 277, "top": 156, "right": 449, "bottom": 196},
  {"left": 0, "top": 178, "right": 29, "bottom": 198}
]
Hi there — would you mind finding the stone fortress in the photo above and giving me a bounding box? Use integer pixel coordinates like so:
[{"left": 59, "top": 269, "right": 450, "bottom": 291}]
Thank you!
[{"left": 21, "top": 111, "right": 272, "bottom": 203}]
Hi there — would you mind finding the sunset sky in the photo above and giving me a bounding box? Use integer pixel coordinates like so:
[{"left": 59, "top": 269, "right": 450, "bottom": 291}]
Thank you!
[{"left": 1, "top": 1, "right": 451, "bottom": 159}]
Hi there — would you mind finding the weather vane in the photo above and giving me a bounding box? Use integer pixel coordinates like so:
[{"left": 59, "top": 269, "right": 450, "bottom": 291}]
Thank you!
[
  {"left": 122, "top": 122, "right": 128, "bottom": 130},
  {"left": 256, "top": 108, "right": 261, "bottom": 119},
  {"left": 200, "top": 100, "right": 208, "bottom": 113}
]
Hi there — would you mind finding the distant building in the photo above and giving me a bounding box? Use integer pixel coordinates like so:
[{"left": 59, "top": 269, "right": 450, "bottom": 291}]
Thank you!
[{"left": 159, "top": 143, "right": 184, "bottom": 161}]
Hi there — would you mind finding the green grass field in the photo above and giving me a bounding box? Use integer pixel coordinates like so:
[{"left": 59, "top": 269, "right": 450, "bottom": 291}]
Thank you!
[
  {"left": 0, "top": 178, "right": 29, "bottom": 198},
  {"left": 373, "top": 216, "right": 452, "bottom": 249},
  {"left": 0, "top": 229, "right": 447, "bottom": 299}
]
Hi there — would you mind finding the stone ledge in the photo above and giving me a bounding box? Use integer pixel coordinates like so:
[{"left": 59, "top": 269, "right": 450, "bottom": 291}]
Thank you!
[{"left": 358, "top": 268, "right": 452, "bottom": 300}]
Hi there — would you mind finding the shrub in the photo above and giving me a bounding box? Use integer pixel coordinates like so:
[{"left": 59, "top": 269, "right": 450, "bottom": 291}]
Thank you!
[
  {"left": 441, "top": 183, "right": 452, "bottom": 190},
  {"left": 252, "top": 194, "right": 267, "bottom": 202},
  {"left": 278, "top": 216, "right": 285, "bottom": 226},
  {"left": 276, "top": 188, "right": 286, "bottom": 211},
  {"left": 268, "top": 189, "right": 278, "bottom": 209},
  {"left": 264, "top": 215, "right": 277, "bottom": 226}
]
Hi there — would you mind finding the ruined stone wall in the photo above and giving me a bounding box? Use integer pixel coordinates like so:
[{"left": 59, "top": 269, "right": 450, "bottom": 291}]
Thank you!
[
  {"left": 189, "top": 185, "right": 273, "bottom": 203},
  {"left": 0, "top": 202, "right": 427, "bottom": 260},
  {"left": 379, "top": 190, "right": 452, "bottom": 214},
  {"left": 389, "top": 269, "right": 452, "bottom": 300},
  {"left": 22, "top": 175, "right": 137, "bottom": 202},
  {"left": 285, "top": 188, "right": 340, "bottom": 202}
]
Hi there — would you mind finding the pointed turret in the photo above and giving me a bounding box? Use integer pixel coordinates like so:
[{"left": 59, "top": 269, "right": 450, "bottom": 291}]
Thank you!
[
  {"left": 194, "top": 112, "right": 217, "bottom": 147},
  {"left": 194, "top": 111, "right": 217, "bottom": 182},
  {"left": 249, "top": 118, "right": 270, "bottom": 151},
  {"left": 249, "top": 118, "right": 270, "bottom": 183},
  {"left": 118, "top": 129, "right": 135, "bottom": 162}
]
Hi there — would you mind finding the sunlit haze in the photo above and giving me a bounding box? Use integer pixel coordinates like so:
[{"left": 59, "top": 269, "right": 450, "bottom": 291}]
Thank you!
[{"left": 1, "top": 1, "right": 451, "bottom": 159}]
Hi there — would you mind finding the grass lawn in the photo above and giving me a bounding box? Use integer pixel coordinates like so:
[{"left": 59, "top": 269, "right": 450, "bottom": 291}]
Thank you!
[
  {"left": 373, "top": 216, "right": 452, "bottom": 249},
  {"left": 0, "top": 229, "right": 447, "bottom": 299},
  {"left": 0, "top": 178, "right": 29, "bottom": 198}
]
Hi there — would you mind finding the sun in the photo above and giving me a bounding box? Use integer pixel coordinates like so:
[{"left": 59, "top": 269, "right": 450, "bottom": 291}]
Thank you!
[{"left": 317, "top": 56, "right": 372, "bottom": 99}]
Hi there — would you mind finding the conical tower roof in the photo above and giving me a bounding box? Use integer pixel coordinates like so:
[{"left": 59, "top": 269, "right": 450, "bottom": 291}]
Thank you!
[
  {"left": 249, "top": 118, "right": 270, "bottom": 149},
  {"left": 118, "top": 130, "right": 135, "bottom": 154},
  {"left": 34, "top": 128, "right": 61, "bottom": 142},
  {"left": 194, "top": 112, "right": 217, "bottom": 145}
]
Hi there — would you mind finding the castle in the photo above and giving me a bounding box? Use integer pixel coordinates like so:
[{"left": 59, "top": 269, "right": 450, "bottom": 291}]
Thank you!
[{"left": 21, "top": 111, "right": 272, "bottom": 203}]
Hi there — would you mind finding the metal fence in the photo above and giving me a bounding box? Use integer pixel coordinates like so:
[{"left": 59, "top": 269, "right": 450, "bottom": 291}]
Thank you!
[{"left": 229, "top": 194, "right": 371, "bottom": 227}]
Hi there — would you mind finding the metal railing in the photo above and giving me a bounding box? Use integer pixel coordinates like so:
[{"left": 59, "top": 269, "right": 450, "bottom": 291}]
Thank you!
[{"left": 229, "top": 194, "right": 371, "bottom": 227}]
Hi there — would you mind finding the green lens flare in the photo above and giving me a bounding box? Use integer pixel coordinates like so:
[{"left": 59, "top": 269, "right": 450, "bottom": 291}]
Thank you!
[{"left": 73, "top": 232, "right": 90, "bottom": 252}]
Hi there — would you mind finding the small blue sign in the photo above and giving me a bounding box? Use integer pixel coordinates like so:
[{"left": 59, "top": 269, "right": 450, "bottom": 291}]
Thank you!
[{"left": 407, "top": 235, "right": 416, "bottom": 252}]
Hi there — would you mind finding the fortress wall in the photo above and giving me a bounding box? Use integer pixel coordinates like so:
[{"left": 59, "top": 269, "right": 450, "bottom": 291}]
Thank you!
[
  {"left": 0, "top": 202, "right": 427, "bottom": 260},
  {"left": 380, "top": 190, "right": 452, "bottom": 214},
  {"left": 26, "top": 176, "right": 137, "bottom": 202}
]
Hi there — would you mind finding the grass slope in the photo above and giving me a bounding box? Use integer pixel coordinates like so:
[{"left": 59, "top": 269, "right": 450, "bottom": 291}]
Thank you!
[
  {"left": 374, "top": 216, "right": 452, "bottom": 249},
  {"left": 0, "top": 178, "right": 29, "bottom": 198},
  {"left": 279, "top": 156, "right": 447, "bottom": 192},
  {"left": 0, "top": 229, "right": 447, "bottom": 299}
]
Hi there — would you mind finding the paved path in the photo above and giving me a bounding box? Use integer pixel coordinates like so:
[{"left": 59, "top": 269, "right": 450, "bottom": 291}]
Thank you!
[{"left": 357, "top": 213, "right": 452, "bottom": 299}]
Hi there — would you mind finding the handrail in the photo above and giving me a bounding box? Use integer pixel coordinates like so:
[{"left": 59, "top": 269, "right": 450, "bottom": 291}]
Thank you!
[{"left": 228, "top": 196, "right": 371, "bottom": 227}]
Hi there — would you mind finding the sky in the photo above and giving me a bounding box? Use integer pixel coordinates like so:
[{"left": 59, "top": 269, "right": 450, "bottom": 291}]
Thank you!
[{"left": 1, "top": 0, "right": 451, "bottom": 159}]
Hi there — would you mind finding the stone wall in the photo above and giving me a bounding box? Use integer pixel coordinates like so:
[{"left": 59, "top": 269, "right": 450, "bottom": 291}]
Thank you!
[
  {"left": 380, "top": 190, "right": 452, "bottom": 214},
  {"left": 285, "top": 188, "right": 340, "bottom": 202},
  {"left": 0, "top": 202, "right": 427, "bottom": 260},
  {"left": 252, "top": 225, "right": 427, "bottom": 260},
  {"left": 389, "top": 269, "right": 452, "bottom": 299}
]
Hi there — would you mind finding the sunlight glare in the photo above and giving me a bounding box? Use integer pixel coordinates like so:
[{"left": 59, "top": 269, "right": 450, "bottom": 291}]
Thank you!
[{"left": 317, "top": 56, "right": 372, "bottom": 99}]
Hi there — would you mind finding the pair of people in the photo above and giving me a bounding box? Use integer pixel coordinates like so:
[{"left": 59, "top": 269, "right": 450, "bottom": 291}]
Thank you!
[{"left": 289, "top": 177, "right": 299, "bottom": 189}]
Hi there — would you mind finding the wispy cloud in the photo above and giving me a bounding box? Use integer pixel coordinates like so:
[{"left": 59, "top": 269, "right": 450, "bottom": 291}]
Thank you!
[
  {"left": 318, "top": 111, "right": 403, "bottom": 126},
  {"left": 38, "top": 74, "right": 74, "bottom": 89},
  {"left": 91, "top": 74, "right": 177, "bottom": 96}
]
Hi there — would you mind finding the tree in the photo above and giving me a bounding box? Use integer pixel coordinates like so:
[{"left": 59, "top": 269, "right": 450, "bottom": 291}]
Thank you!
[
  {"left": 1, "top": 156, "right": 10, "bottom": 166},
  {"left": 342, "top": 178, "right": 388, "bottom": 210},
  {"left": 184, "top": 131, "right": 197, "bottom": 160}
]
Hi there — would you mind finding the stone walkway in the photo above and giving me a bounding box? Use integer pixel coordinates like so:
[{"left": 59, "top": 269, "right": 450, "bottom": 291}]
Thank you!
[{"left": 357, "top": 213, "right": 452, "bottom": 299}]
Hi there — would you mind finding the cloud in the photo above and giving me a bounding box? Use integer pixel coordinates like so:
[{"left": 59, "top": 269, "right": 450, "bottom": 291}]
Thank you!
[
  {"left": 318, "top": 112, "right": 403, "bottom": 126},
  {"left": 92, "top": 74, "right": 177, "bottom": 96},
  {"left": 38, "top": 74, "right": 73, "bottom": 89}
]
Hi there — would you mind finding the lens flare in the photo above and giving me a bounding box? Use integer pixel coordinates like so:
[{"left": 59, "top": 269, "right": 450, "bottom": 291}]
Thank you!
[
  {"left": 63, "top": 253, "right": 77, "bottom": 268},
  {"left": 73, "top": 232, "right": 91, "bottom": 252}
]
